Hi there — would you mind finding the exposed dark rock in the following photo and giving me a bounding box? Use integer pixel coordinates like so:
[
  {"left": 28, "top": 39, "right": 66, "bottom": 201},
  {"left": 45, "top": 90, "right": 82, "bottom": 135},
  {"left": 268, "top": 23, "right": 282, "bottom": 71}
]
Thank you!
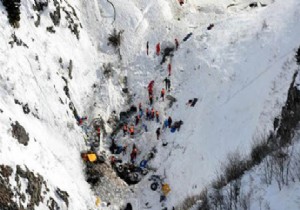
[
  {"left": 47, "top": 197, "right": 60, "bottom": 210},
  {"left": 46, "top": 26, "right": 56, "bottom": 33},
  {"left": 33, "top": 0, "right": 48, "bottom": 12},
  {"left": 276, "top": 71, "right": 300, "bottom": 146},
  {"left": 22, "top": 104, "right": 30, "bottom": 114},
  {"left": 62, "top": 3, "right": 81, "bottom": 39},
  {"left": 1, "top": 0, "right": 21, "bottom": 28},
  {"left": 16, "top": 166, "right": 44, "bottom": 209},
  {"left": 8, "top": 33, "right": 28, "bottom": 48},
  {"left": 0, "top": 177, "right": 18, "bottom": 210},
  {"left": 11, "top": 121, "right": 29, "bottom": 146},
  {"left": 296, "top": 46, "right": 300, "bottom": 65},
  {"left": 68, "top": 60, "right": 73, "bottom": 79},
  {"left": 0, "top": 165, "right": 13, "bottom": 179},
  {"left": 50, "top": 0, "right": 61, "bottom": 26},
  {"left": 55, "top": 188, "right": 69, "bottom": 207}
]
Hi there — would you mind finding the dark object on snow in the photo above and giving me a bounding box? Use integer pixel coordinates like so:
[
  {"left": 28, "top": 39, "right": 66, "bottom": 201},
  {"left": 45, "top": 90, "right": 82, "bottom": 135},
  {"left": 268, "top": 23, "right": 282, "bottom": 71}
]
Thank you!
[
  {"left": 249, "top": 2, "right": 258, "bottom": 7},
  {"left": 161, "top": 47, "right": 175, "bottom": 64},
  {"left": 187, "top": 98, "right": 198, "bottom": 107},
  {"left": 123, "top": 203, "right": 133, "bottom": 210},
  {"left": 151, "top": 182, "right": 159, "bottom": 191},
  {"left": 172, "top": 120, "right": 183, "bottom": 132},
  {"left": 166, "top": 95, "right": 177, "bottom": 108},
  {"left": 11, "top": 121, "right": 29, "bottom": 146},
  {"left": 207, "top": 24, "right": 214, "bottom": 30},
  {"left": 1, "top": 0, "right": 21, "bottom": 28},
  {"left": 183, "top": 32, "right": 193, "bottom": 42}
]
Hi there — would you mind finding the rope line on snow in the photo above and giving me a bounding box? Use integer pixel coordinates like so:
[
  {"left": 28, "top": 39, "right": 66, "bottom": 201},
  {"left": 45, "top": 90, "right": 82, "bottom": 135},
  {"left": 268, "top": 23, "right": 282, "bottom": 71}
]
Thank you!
[
  {"left": 106, "top": 0, "right": 116, "bottom": 24},
  {"left": 221, "top": 48, "right": 297, "bottom": 106}
]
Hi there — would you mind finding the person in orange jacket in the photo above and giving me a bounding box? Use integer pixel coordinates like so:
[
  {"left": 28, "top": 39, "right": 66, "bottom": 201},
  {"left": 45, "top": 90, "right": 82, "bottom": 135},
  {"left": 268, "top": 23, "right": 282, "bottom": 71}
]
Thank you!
[
  {"left": 161, "top": 88, "right": 165, "bottom": 101},
  {"left": 155, "top": 111, "right": 160, "bottom": 123},
  {"left": 156, "top": 43, "right": 160, "bottom": 56},
  {"left": 129, "top": 125, "right": 134, "bottom": 136}
]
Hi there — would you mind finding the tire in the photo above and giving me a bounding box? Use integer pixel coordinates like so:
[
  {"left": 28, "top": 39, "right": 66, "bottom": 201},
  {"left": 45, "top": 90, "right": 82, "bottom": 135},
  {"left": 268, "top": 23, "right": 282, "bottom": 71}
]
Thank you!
[
  {"left": 117, "top": 165, "right": 124, "bottom": 173},
  {"left": 151, "top": 182, "right": 159, "bottom": 191},
  {"left": 141, "top": 169, "right": 148, "bottom": 175}
]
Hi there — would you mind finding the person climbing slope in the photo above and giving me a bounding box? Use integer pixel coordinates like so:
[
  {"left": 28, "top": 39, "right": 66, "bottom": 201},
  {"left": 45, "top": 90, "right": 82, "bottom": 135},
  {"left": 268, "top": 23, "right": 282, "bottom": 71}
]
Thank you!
[
  {"left": 156, "top": 42, "right": 160, "bottom": 56},
  {"left": 123, "top": 123, "right": 128, "bottom": 136},
  {"left": 163, "top": 77, "right": 171, "bottom": 92},
  {"left": 168, "top": 116, "right": 172, "bottom": 128},
  {"left": 151, "top": 108, "right": 155, "bottom": 120},
  {"left": 155, "top": 111, "right": 160, "bottom": 123},
  {"left": 146, "top": 41, "right": 149, "bottom": 55},
  {"left": 96, "top": 127, "right": 100, "bottom": 141},
  {"left": 175, "top": 38, "right": 179, "bottom": 50},
  {"left": 146, "top": 108, "right": 150, "bottom": 120},
  {"left": 135, "top": 115, "right": 140, "bottom": 125},
  {"left": 156, "top": 127, "right": 161, "bottom": 140},
  {"left": 149, "top": 94, "right": 153, "bottom": 106},
  {"left": 130, "top": 144, "right": 138, "bottom": 163},
  {"left": 129, "top": 124, "right": 135, "bottom": 137},
  {"left": 168, "top": 63, "right": 172, "bottom": 76},
  {"left": 161, "top": 88, "right": 165, "bottom": 101}
]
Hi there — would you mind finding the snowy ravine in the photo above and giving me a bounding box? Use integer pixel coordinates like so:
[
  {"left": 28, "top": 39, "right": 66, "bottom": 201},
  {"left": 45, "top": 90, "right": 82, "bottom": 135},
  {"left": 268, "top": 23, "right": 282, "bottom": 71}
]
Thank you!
[{"left": 1, "top": 0, "right": 300, "bottom": 210}]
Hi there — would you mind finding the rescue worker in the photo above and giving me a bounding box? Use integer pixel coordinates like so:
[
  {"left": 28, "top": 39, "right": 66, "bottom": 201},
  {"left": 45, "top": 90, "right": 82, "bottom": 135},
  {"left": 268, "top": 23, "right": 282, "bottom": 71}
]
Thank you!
[
  {"left": 149, "top": 94, "right": 153, "bottom": 106},
  {"left": 151, "top": 108, "right": 155, "bottom": 120},
  {"left": 155, "top": 110, "right": 160, "bottom": 123},
  {"left": 163, "top": 77, "right": 171, "bottom": 91},
  {"left": 129, "top": 125, "right": 135, "bottom": 136},
  {"left": 135, "top": 115, "right": 140, "bottom": 125},
  {"left": 168, "top": 116, "right": 172, "bottom": 128},
  {"left": 146, "top": 41, "right": 149, "bottom": 55},
  {"left": 123, "top": 123, "right": 128, "bottom": 136},
  {"left": 175, "top": 38, "right": 179, "bottom": 50},
  {"left": 168, "top": 63, "right": 172, "bottom": 76},
  {"left": 161, "top": 88, "right": 165, "bottom": 101},
  {"left": 96, "top": 127, "right": 100, "bottom": 140},
  {"left": 156, "top": 127, "right": 161, "bottom": 140},
  {"left": 146, "top": 108, "right": 150, "bottom": 120},
  {"left": 156, "top": 43, "right": 160, "bottom": 55},
  {"left": 130, "top": 144, "right": 138, "bottom": 163}
]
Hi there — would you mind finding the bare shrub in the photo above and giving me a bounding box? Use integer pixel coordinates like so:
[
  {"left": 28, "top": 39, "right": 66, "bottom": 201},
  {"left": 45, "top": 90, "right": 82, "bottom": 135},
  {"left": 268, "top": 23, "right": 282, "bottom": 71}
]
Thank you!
[
  {"left": 103, "top": 63, "right": 114, "bottom": 78},
  {"left": 251, "top": 136, "right": 271, "bottom": 165},
  {"left": 261, "top": 156, "right": 273, "bottom": 186},
  {"left": 177, "top": 194, "right": 201, "bottom": 210},
  {"left": 272, "top": 147, "right": 292, "bottom": 190},
  {"left": 108, "top": 29, "right": 123, "bottom": 47},
  {"left": 222, "top": 151, "right": 249, "bottom": 184}
]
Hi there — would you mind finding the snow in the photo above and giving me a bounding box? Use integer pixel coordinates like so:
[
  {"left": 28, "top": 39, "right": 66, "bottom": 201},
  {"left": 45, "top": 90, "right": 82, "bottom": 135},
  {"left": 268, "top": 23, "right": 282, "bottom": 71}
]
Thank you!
[{"left": 1, "top": 0, "right": 300, "bottom": 209}]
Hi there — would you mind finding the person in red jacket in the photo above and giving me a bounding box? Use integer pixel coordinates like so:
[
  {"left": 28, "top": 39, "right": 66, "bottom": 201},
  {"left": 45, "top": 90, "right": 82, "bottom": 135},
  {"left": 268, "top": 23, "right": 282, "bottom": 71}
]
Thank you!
[
  {"left": 156, "top": 43, "right": 160, "bottom": 56},
  {"left": 168, "top": 63, "right": 172, "bottom": 76},
  {"left": 130, "top": 144, "right": 138, "bottom": 163},
  {"left": 161, "top": 88, "right": 165, "bottom": 101},
  {"left": 96, "top": 127, "right": 101, "bottom": 140}
]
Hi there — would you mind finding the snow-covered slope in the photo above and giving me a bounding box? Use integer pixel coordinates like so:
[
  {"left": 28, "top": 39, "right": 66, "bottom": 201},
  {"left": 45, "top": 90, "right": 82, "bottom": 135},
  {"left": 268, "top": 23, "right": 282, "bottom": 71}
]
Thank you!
[{"left": 1, "top": 0, "right": 300, "bottom": 209}]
